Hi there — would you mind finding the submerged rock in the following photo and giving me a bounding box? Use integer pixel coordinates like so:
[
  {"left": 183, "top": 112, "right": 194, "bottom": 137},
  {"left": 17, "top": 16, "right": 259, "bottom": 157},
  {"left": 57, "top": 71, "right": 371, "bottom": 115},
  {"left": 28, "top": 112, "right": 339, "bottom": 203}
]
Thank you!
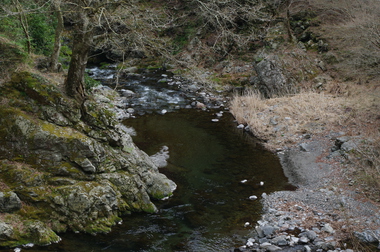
[{"left": 0, "top": 71, "right": 176, "bottom": 247}]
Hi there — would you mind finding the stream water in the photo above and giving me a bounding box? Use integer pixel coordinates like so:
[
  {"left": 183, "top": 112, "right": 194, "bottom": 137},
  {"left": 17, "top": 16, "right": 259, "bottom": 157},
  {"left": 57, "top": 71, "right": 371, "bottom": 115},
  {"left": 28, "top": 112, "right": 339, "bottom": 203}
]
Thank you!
[{"left": 8, "top": 67, "right": 294, "bottom": 252}]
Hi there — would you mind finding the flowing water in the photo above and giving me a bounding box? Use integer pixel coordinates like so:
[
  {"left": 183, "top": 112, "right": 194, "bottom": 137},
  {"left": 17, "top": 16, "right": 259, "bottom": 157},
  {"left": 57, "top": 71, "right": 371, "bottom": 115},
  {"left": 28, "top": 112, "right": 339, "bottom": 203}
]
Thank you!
[{"left": 6, "top": 67, "right": 295, "bottom": 252}]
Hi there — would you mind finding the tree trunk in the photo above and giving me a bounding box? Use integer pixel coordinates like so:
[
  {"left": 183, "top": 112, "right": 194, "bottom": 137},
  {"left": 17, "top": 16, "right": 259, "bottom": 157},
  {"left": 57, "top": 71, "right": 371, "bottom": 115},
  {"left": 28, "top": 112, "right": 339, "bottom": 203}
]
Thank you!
[
  {"left": 14, "top": 0, "right": 31, "bottom": 54},
  {"left": 50, "top": 0, "right": 63, "bottom": 72},
  {"left": 65, "top": 12, "right": 93, "bottom": 101}
]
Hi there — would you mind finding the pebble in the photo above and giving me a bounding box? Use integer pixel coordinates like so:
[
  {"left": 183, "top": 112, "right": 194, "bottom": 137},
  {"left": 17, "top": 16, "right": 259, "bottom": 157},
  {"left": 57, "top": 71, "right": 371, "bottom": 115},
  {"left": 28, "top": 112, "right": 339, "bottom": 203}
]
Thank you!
[
  {"left": 240, "top": 179, "right": 248, "bottom": 183},
  {"left": 249, "top": 195, "right": 258, "bottom": 200},
  {"left": 237, "top": 124, "right": 245, "bottom": 129}
]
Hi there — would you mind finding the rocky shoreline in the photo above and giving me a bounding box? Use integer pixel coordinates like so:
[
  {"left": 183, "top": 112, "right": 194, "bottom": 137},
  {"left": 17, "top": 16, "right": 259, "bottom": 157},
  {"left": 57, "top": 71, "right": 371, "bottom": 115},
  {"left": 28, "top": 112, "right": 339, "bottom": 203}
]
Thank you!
[
  {"left": 96, "top": 68, "right": 380, "bottom": 252},
  {"left": 237, "top": 135, "right": 380, "bottom": 251}
]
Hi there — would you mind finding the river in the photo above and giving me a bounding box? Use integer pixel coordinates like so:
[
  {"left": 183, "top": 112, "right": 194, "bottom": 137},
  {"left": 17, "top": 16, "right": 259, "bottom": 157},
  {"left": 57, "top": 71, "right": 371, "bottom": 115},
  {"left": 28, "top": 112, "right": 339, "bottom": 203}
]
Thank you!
[{"left": 9, "top": 67, "right": 294, "bottom": 252}]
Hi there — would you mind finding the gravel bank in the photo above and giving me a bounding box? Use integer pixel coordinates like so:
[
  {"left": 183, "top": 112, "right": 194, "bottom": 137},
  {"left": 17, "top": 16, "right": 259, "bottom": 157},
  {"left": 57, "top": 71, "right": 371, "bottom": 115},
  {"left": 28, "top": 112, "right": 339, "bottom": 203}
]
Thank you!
[{"left": 237, "top": 135, "right": 380, "bottom": 252}]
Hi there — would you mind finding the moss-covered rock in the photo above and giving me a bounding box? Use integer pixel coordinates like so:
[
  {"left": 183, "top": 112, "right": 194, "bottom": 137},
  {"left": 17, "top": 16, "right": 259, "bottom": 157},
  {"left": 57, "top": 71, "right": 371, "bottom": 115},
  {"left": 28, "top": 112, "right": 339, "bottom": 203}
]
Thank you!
[{"left": 0, "top": 71, "right": 176, "bottom": 247}]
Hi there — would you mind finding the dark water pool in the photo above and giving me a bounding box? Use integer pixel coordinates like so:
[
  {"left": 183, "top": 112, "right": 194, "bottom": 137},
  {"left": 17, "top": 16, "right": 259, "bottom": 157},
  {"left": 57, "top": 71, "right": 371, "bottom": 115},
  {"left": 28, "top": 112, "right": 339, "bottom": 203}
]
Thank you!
[
  {"left": 4, "top": 69, "right": 294, "bottom": 251},
  {"left": 12, "top": 109, "right": 293, "bottom": 252}
]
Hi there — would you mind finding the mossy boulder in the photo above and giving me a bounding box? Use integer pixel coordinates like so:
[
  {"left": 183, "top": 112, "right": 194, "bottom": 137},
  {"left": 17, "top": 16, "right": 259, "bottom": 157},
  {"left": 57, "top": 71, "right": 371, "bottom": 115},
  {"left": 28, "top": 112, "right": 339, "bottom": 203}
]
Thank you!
[{"left": 0, "top": 71, "right": 176, "bottom": 247}]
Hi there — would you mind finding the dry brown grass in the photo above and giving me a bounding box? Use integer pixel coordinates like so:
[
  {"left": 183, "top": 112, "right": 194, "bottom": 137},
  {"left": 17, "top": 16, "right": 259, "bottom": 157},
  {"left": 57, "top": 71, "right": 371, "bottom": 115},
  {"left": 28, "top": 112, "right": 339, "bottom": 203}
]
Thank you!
[
  {"left": 308, "top": 0, "right": 380, "bottom": 81},
  {"left": 230, "top": 89, "right": 347, "bottom": 147},
  {"left": 231, "top": 81, "right": 380, "bottom": 200}
]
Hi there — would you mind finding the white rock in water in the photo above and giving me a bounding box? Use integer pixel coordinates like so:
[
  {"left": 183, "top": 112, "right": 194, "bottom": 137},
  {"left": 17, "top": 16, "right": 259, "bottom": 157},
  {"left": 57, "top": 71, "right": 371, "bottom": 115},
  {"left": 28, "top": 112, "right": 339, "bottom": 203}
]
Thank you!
[
  {"left": 240, "top": 179, "right": 248, "bottom": 183},
  {"left": 249, "top": 195, "right": 258, "bottom": 200},
  {"left": 161, "top": 109, "right": 167, "bottom": 115},
  {"left": 14, "top": 249, "right": 21, "bottom": 252},
  {"left": 216, "top": 113, "right": 223, "bottom": 117},
  {"left": 237, "top": 124, "right": 245, "bottom": 129},
  {"left": 244, "top": 222, "right": 250, "bottom": 227},
  {"left": 150, "top": 146, "right": 170, "bottom": 168},
  {"left": 260, "top": 181, "right": 264, "bottom": 186},
  {"left": 211, "top": 119, "right": 219, "bottom": 122},
  {"left": 23, "top": 243, "right": 34, "bottom": 248}
]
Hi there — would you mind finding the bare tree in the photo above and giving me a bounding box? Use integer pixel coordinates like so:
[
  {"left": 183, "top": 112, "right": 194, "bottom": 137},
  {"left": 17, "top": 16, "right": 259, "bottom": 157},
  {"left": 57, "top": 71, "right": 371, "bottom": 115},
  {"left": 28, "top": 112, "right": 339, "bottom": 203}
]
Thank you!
[
  {"left": 50, "top": 0, "right": 64, "bottom": 72},
  {"left": 61, "top": 0, "right": 173, "bottom": 101}
]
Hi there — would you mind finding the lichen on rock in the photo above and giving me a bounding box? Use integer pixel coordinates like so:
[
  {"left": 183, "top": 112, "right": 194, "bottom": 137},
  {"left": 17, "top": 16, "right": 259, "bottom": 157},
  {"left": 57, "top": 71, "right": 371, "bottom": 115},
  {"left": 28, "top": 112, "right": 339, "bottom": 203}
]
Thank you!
[{"left": 0, "top": 71, "right": 176, "bottom": 247}]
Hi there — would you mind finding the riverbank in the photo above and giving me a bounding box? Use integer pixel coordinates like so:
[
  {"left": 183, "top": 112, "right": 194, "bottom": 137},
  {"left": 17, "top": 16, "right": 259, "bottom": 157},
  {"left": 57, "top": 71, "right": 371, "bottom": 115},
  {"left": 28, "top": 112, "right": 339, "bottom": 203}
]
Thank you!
[{"left": 231, "top": 88, "right": 380, "bottom": 251}]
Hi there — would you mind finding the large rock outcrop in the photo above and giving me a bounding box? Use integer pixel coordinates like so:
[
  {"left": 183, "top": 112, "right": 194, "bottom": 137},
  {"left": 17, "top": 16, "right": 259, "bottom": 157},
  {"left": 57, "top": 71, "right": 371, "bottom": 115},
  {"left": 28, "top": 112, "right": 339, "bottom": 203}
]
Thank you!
[
  {"left": 250, "top": 55, "right": 295, "bottom": 98},
  {"left": 0, "top": 71, "right": 176, "bottom": 247}
]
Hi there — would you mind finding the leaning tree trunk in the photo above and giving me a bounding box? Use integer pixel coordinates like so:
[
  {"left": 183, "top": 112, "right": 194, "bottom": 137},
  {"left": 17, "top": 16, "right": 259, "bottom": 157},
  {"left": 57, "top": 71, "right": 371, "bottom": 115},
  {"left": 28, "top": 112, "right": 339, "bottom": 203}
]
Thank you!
[
  {"left": 65, "top": 12, "right": 93, "bottom": 102},
  {"left": 49, "top": 0, "right": 64, "bottom": 72}
]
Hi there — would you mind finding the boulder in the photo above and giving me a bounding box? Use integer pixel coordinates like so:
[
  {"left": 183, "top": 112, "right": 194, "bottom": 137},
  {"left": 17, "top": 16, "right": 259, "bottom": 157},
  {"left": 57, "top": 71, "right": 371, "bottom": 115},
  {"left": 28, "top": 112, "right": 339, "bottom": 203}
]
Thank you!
[
  {"left": 252, "top": 56, "right": 294, "bottom": 98},
  {"left": 0, "top": 71, "right": 177, "bottom": 246},
  {"left": 0, "top": 192, "right": 21, "bottom": 213}
]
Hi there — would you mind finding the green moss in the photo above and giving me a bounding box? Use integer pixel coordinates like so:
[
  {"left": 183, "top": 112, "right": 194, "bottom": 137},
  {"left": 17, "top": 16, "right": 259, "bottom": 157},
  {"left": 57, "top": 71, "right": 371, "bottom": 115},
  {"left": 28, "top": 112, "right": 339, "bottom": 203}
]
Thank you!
[
  {"left": 10, "top": 72, "right": 63, "bottom": 106},
  {"left": 84, "top": 215, "right": 121, "bottom": 234},
  {"left": 40, "top": 121, "right": 88, "bottom": 140}
]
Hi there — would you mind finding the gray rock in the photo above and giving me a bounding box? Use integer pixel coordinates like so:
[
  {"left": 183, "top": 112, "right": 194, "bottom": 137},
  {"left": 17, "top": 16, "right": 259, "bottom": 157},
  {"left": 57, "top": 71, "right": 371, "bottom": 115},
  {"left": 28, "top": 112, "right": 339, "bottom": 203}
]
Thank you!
[
  {"left": 300, "top": 230, "right": 317, "bottom": 241},
  {"left": 354, "top": 229, "right": 380, "bottom": 243},
  {"left": 150, "top": 146, "right": 170, "bottom": 168},
  {"left": 321, "top": 223, "right": 335, "bottom": 234},
  {"left": 335, "top": 136, "right": 351, "bottom": 148},
  {"left": 299, "top": 143, "right": 310, "bottom": 152},
  {"left": 74, "top": 158, "right": 97, "bottom": 173},
  {"left": 0, "top": 222, "right": 13, "bottom": 239},
  {"left": 260, "top": 242, "right": 282, "bottom": 251},
  {"left": 123, "top": 67, "right": 138, "bottom": 74},
  {"left": 0, "top": 192, "right": 21, "bottom": 213},
  {"left": 256, "top": 226, "right": 265, "bottom": 238},
  {"left": 26, "top": 220, "right": 60, "bottom": 245},
  {"left": 271, "top": 235, "right": 288, "bottom": 246},
  {"left": 299, "top": 236, "right": 310, "bottom": 244},
  {"left": 253, "top": 56, "right": 293, "bottom": 98},
  {"left": 263, "top": 225, "right": 276, "bottom": 237},
  {"left": 341, "top": 140, "right": 358, "bottom": 152}
]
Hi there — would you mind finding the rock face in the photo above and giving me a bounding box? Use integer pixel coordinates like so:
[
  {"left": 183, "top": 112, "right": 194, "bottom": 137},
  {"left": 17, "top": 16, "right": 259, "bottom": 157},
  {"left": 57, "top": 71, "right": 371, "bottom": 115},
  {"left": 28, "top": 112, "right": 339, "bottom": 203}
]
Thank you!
[
  {"left": 251, "top": 55, "right": 294, "bottom": 98},
  {"left": 0, "top": 72, "right": 176, "bottom": 247}
]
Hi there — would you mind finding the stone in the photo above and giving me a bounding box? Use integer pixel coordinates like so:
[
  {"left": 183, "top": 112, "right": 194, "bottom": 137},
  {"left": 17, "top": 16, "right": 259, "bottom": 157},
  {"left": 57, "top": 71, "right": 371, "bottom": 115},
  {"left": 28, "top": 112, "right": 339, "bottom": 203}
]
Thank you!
[
  {"left": 300, "top": 230, "right": 317, "bottom": 241},
  {"left": 120, "top": 89, "right": 135, "bottom": 97},
  {"left": 0, "top": 222, "right": 14, "bottom": 239},
  {"left": 321, "top": 223, "right": 335, "bottom": 234},
  {"left": 354, "top": 229, "right": 380, "bottom": 243},
  {"left": 0, "top": 72, "right": 177, "bottom": 246},
  {"left": 150, "top": 146, "right": 170, "bottom": 168},
  {"left": 26, "top": 221, "right": 61, "bottom": 245},
  {"left": 271, "top": 235, "right": 288, "bottom": 246},
  {"left": 123, "top": 67, "right": 138, "bottom": 74},
  {"left": 246, "top": 238, "right": 255, "bottom": 247},
  {"left": 341, "top": 140, "right": 358, "bottom": 152},
  {"left": 260, "top": 242, "right": 281, "bottom": 251},
  {"left": 0, "top": 192, "right": 21, "bottom": 213},
  {"left": 262, "top": 225, "right": 276, "bottom": 237},
  {"left": 253, "top": 55, "right": 293, "bottom": 98},
  {"left": 299, "top": 236, "right": 309, "bottom": 243}
]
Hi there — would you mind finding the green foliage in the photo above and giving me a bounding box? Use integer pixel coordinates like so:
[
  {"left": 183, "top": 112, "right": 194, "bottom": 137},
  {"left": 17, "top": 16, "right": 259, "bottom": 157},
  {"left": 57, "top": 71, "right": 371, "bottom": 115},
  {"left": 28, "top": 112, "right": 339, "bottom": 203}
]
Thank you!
[
  {"left": 59, "top": 45, "right": 72, "bottom": 69},
  {"left": 84, "top": 73, "right": 101, "bottom": 90},
  {"left": 0, "top": 3, "right": 56, "bottom": 56},
  {"left": 0, "top": 37, "right": 28, "bottom": 77},
  {"left": 171, "top": 24, "right": 198, "bottom": 55},
  {"left": 28, "top": 13, "right": 55, "bottom": 56}
]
